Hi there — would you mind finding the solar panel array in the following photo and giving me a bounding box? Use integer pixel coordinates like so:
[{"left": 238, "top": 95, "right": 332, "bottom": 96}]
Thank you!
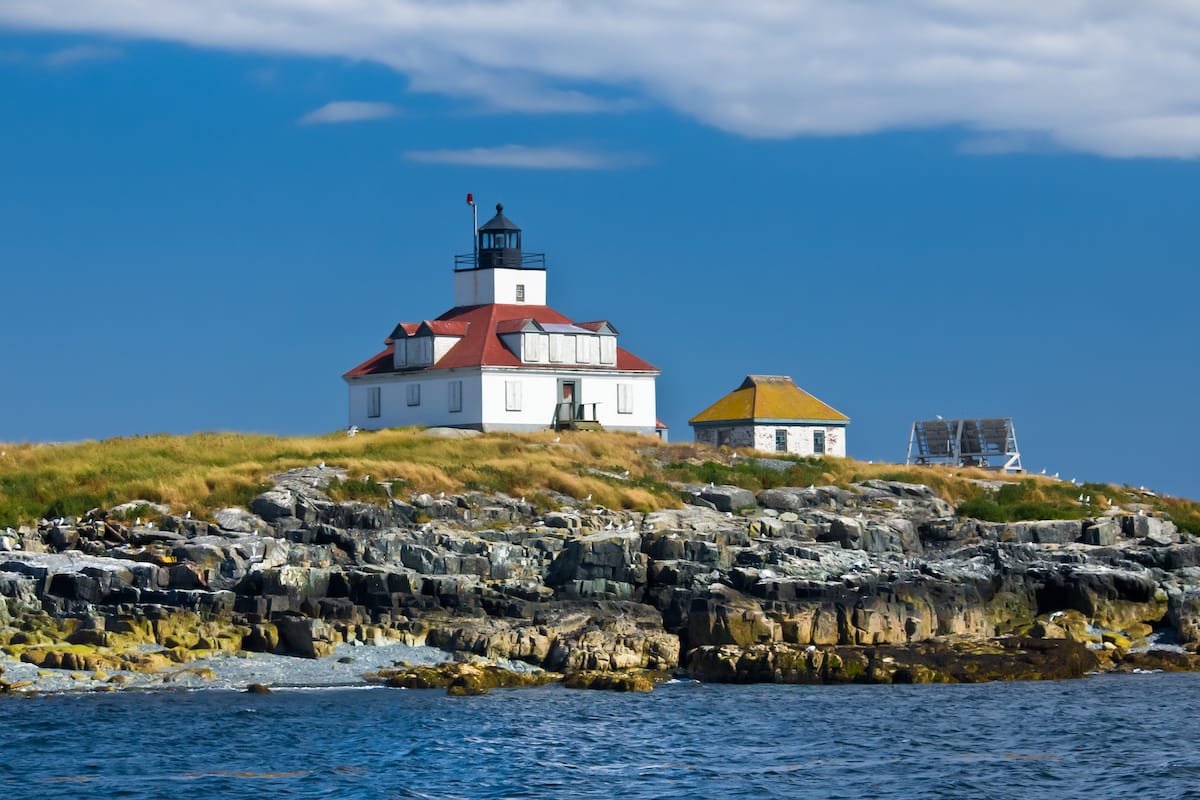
[{"left": 907, "top": 417, "right": 1022, "bottom": 472}]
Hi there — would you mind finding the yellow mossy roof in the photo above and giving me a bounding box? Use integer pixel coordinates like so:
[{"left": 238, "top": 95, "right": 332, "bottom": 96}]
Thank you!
[{"left": 689, "top": 375, "right": 849, "bottom": 424}]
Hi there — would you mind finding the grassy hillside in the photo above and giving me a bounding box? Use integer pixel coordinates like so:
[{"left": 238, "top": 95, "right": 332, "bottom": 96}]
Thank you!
[{"left": 1, "top": 429, "right": 1197, "bottom": 533}]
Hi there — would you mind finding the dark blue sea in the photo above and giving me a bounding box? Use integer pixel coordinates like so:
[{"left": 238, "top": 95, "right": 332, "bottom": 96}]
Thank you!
[{"left": 2, "top": 673, "right": 1199, "bottom": 800}]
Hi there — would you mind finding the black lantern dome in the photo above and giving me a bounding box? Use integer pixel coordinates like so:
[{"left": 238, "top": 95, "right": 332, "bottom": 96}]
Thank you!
[{"left": 477, "top": 203, "right": 522, "bottom": 269}]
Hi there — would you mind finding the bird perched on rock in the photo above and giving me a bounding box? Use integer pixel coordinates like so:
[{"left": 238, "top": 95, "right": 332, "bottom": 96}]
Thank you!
[
  {"left": 184, "top": 511, "right": 191, "bottom": 520},
  {"left": 318, "top": 461, "right": 325, "bottom": 470}
]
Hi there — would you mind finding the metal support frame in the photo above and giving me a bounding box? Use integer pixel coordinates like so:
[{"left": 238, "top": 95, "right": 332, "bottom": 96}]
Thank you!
[{"left": 905, "top": 417, "right": 1022, "bottom": 473}]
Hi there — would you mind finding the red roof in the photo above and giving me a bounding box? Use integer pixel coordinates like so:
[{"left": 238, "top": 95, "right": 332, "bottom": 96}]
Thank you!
[
  {"left": 344, "top": 304, "right": 658, "bottom": 378},
  {"left": 421, "top": 320, "right": 471, "bottom": 336}
]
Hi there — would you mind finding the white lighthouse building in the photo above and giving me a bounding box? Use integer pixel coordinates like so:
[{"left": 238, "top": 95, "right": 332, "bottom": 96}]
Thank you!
[{"left": 343, "top": 203, "right": 661, "bottom": 435}]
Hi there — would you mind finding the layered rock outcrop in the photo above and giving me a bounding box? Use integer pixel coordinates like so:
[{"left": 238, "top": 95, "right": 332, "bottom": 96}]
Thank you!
[{"left": 2, "top": 469, "right": 1198, "bottom": 691}]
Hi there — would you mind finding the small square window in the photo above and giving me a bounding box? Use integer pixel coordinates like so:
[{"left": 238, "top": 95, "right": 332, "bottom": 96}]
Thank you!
[
  {"left": 775, "top": 429, "right": 788, "bottom": 452},
  {"left": 813, "top": 430, "right": 825, "bottom": 455},
  {"left": 407, "top": 384, "right": 421, "bottom": 406},
  {"left": 516, "top": 284, "right": 525, "bottom": 302}
]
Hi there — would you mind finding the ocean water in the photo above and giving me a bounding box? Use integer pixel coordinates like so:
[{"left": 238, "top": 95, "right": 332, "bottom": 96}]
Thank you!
[{"left": 2, "top": 673, "right": 1199, "bottom": 800}]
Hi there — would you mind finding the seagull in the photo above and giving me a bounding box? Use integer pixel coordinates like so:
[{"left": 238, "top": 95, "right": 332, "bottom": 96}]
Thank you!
[
  {"left": 1053, "top": 472, "right": 1059, "bottom": 479},
  {"left": 318, "top": 461, "right": 325, "bottom": 470},
  {"left": 584, "top": 494, "right": 592, "bottom": 503},
  {"left": 621, "top": 470, "right": 630, "bottom": 479},
  {"left": 1040, "top": 469, "right": 1047, "bottom": 475},
  {"left": 808, "top": 484, "right": 815, "bottom": 490},
  {"left": 935, "top": 414, "right": 944, "bottom": 420},
  {"left": 347, "top": 426, "right": 358, "bottom": 437},
  {"left": 520, "top": 496, "right": 525, "bottom": 504},
  {"left": 551, "top": 436, "right": 561, "bottom": 443},
  {"left": 437, "top": 491, "right": 445, "bottom": 499},
  {"left": 1078, "top": 494, "right": 1085, "bottom": 502},
  {"left": 184, "top": 511, "right": 191, "bottom": 520},
  {"left": 362, "top": 474, "right": 370, "bottom": 482},
  {"left": 134, "top": 517, "right": 141, "bottom": 527}
]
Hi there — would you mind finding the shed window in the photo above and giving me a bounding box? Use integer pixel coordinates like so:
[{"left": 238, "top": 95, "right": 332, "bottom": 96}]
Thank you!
[
  {"left": 367, "top": 387, "right": 381, "bottom": 418},
  {"left": 813, "top": 430, "right": 825, "bottom": 455},
  {"left": 448, "top": 380, "right": 462, "bottom": 413},
  {"left": 505, "top": 381, "right": 522, "bottom": 412},
  {"left": 775, "top": 429, "right": 788, "bottom": 452},
  {"left": 407, "top": 384, "right": 421, "bottom": 407}
]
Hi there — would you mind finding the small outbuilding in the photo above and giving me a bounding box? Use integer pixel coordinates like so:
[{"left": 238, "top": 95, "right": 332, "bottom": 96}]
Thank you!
[{"left": 689, "top": 375, "right": 849, "bottom": 456}]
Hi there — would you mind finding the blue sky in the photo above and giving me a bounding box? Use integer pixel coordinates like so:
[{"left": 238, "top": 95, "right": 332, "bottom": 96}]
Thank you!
[{"left": 1, "top": 3, "right": 1198, "bottom": 499}]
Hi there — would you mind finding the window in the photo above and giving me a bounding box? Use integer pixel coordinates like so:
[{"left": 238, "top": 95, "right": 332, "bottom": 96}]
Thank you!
[
  {"left": 367, "top": 387, "right": 381, "bottom": 418},
  {"left": 407, "top": 384, "right": 421, "bottom": 406},
  {"left": 575, "top": 335, "right": 589, "bottom": 363},
  {"left": 505, "top": 380, "right": 522, "bottom": 412},
  {"left": 599, "top": 336, "right": 616, "bottom": 365},
  {"left": 617, "top": 383, "right": 633, "bottom": 414},
  {"left": 410, "top": 336, "right": 431, "bottom": 366},
  {"left": 548, "top": 334, "right": 565, "bottom": 363},
  {"left": 395, "top": 339, "right": 407, "bottom": 367},
  {"left": 775, "top": 429, "right": 788, "bottom": 452},
  {"left": 523, "top": 333, "right": 543, "bottom": 362},
  {"left": 813, "top": 430, "right": 825, "bottom": 455},
  {"left": 448, "top": 380, "right": 462, "bottom": 413},
  {"left": 516, "top": 284, "right": 525, "bottom": 302}
]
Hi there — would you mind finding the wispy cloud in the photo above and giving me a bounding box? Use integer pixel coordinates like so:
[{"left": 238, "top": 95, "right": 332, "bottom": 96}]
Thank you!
[
  {"left": 6, "top": 3, "right": 1200, "bottom": 156},
  {"left": 405, "top": 144, "right": 646, "bottom": 170},
  {"left": 42, "top": 44, "right": 122, "bottom": 67},
  {"left": 298, "top": 100, "right": 400, "bottom": 125}
]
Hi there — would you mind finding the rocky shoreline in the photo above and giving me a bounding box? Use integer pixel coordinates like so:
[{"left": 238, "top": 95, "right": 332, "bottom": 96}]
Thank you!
[{"left": 3, "top": 467, "right": 1200, "bottom": 695}]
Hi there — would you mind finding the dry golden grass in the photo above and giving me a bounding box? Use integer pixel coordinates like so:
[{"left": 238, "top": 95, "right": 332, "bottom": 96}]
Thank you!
[{"left": 2, "top": 429, "right": 1197, "bottom": 532}]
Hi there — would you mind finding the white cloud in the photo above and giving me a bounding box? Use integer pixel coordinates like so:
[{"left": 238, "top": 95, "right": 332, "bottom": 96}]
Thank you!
[
  {"left": 4, "top": 2, "right": 1200, "bottom": 156},
  {"left": 405, "top": 144, "right": 644, "bottom": 170},
  {"left": 42, "top": 43, "right": 122, "bottom": 67},
  {"left": 299, "top": 100, "right": 400, "bottom": 125}
]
